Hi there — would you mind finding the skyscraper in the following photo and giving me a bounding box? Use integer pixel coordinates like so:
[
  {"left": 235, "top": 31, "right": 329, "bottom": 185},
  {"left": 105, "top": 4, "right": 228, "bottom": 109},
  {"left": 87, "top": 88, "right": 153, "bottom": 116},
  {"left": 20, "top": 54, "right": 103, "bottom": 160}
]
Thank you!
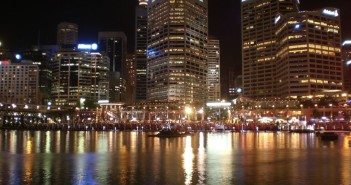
[
  {"left": 52, "top": 49, "right": 92, "bottom": 107},
  {"left": 241, "top": 0, "right": 299, "bottom": 98},
  {"left": 57, "top": 22, "right": 78, "bottom": 45},
  {"left": 21, "top": 49, "right": 53, "bottom": 105},
  {"left": 98, "top": 32, "right": 128, "bottom": 103},
  {"left": 135, "top": 0, "right": 148, "bottom": 103},
  {"left": 275, "top": 8, "right": 343, "bottom": 98},
  {"left": 207, "top": 38, "right": 221, "bottom": 102},
  {"left": 147, "top": 0, "right": 208, "bottom": 106},
  {"left": 51, "top": 44, "right": 109, "bottom": 107},
  {"left": 342, "top": 40, "right": 351, "bottom": 93},
  {"left": 126, "top": 53, "right": 136, "bottom": 105}
]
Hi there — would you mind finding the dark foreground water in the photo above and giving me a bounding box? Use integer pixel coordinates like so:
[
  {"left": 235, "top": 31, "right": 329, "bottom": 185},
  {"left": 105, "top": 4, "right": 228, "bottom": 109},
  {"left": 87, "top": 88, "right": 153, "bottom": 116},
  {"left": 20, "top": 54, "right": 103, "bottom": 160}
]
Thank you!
[{"left": 0, "top": 130, "right": 350, "bottom": 185}]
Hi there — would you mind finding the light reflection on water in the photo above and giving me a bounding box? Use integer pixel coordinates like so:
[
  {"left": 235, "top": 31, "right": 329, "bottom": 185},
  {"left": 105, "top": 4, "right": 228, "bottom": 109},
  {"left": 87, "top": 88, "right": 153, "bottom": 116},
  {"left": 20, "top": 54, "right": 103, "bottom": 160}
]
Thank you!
[{"left": 0, "top": 130, "right": 350, "bottom": 185}]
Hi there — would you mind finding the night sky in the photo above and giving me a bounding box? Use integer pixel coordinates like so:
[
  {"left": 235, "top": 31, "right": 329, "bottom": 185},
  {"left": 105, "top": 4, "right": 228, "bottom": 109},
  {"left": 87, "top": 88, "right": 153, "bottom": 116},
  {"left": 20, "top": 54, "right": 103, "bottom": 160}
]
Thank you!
[{"left": 1, "top": 0, "right": 350, "bottom": 77}]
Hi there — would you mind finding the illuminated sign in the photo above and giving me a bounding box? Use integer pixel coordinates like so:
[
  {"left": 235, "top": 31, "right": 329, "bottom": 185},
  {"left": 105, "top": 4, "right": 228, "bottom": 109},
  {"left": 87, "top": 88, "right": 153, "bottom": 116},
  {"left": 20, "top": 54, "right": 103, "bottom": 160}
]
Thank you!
[
  {"left": 0, "top": 60, "right": 11, "bottom": 65},
  {"left": 98, "top": 100, "right": 109, "bottom": 104},
  {"left": 77, "top": 43, "right": 98, "bottom": 50},
  {"left": 347, "top": 60, "right": 351, "bottom": 65},
  {"left": 322, "top": 9, "right": 339, "bottom": 17},
  {"left": 206, "top": 102, "right": 231, "bottom": 107},
  {"left": 342, "top": 40, "right": 351, "bottom": 46}
]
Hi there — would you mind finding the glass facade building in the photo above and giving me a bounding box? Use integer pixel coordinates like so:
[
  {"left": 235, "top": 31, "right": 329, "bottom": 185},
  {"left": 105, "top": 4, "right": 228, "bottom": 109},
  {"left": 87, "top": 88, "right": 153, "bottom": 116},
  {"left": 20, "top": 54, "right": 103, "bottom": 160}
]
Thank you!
[
  {"left": 241, "top": 0, "right": 299, "bottom": 98},
  {"left": 147, "top": 0, "right": 208, "bottom": 106},
  {"left": 275, "top": 8, "right": 342, "bottom": 98}
]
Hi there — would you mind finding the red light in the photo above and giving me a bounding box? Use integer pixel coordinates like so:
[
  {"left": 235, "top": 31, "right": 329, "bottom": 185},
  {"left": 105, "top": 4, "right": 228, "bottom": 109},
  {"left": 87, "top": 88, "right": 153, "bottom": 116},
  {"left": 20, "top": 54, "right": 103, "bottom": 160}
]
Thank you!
[{"left": 0, "top": 60, "right": 10, "bottom": 65}]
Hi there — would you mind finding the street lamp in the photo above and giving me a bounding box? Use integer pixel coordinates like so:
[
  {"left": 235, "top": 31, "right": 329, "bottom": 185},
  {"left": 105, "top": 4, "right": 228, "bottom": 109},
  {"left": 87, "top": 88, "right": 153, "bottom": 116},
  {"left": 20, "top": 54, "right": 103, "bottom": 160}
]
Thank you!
[{"left": 329, "top": 103, "right": 333, "bottom": 122}]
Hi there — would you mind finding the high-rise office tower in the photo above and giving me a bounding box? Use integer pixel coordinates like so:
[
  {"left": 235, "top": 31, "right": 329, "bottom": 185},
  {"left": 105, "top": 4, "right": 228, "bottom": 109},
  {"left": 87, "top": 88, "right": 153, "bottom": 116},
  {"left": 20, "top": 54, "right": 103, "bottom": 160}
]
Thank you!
[
  {"left": 342, "top": 40, "right": 351, "bottom": 93},
  {"left": 57, "top": 22, "right": 79, "bottom": 45},
  {"left": 147, "top": 0, "right": 208, "bottom": 106},
  {"left": 90, "top": 52, "right": 110, "bottom": 102},
  {"left": 126, "top": 53, "right": 136, "bottom": 104},
  {"left": 52, "top": 45, "right": 109, "bottom": 107},
  {"left": 207, "top": 38, "right": 221, "bottom": 102},
  {"left": 241, "top": 0, "right": 299, "bottom": 98},
  {"left": 21, "top": 49, "right": 53, "bottom": 105},
  {"left": 135, "top": 0, "right": 148, "bottom": 103},
  {"left": 98, "top": 32, "right": 128, "bottom": 103},
  {"left": 98, "top": 32, "right": 127, "bottom": 74},
  {"left": 52, "top": 50, "right": 91, "bottom": 107},
  {"left": 276, "top": 8, "right": 343, "bottom": 98}
]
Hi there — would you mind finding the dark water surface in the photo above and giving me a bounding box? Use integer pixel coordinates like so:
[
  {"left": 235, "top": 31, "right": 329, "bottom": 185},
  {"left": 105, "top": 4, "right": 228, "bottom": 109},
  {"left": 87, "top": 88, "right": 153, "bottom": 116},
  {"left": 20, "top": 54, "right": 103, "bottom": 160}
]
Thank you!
[{"left": 0, "top": 130, "right": 350, "bottom": 185}]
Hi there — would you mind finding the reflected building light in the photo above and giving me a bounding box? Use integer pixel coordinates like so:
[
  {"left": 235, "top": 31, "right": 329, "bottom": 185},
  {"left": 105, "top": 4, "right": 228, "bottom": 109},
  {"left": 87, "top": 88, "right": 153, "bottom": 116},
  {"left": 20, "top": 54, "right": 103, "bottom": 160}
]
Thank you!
[{"left": 183, "top": 137, "right": 194, "bottom": 185}]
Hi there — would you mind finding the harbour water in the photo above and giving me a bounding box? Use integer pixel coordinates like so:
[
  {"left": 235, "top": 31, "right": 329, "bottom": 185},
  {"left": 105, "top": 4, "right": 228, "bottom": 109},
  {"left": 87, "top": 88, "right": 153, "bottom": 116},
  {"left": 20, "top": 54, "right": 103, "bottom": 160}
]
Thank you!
[{"left": 0, "top": 130, "right": 350, "bottom": 185}]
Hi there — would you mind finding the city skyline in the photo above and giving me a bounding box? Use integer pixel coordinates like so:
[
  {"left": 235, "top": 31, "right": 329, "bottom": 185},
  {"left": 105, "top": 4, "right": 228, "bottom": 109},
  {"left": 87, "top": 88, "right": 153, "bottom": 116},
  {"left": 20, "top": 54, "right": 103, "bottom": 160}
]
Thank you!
[{"left": 1, "top": 0, "right": 351, "bottom": 73}]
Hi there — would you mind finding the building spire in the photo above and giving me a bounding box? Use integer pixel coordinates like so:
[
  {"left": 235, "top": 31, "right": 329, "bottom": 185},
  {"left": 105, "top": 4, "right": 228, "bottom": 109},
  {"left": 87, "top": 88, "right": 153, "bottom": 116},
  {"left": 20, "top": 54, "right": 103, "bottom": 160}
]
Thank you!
[{"left": 139, "top": 0, "right": 148, "bottom": 7}]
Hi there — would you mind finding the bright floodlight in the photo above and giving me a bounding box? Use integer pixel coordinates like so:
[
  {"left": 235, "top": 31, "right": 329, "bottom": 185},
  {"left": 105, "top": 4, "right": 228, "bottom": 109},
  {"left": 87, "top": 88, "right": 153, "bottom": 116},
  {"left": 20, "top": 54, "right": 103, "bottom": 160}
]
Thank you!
[
  {"left": 15, "top": 54, "right": 21, "bottom": 60},
  {"left": 91, "top": 43, "right": 98, "bottom": 50},
  {"left": 185, "top": 107, "right": 192, "bottom": 114}
]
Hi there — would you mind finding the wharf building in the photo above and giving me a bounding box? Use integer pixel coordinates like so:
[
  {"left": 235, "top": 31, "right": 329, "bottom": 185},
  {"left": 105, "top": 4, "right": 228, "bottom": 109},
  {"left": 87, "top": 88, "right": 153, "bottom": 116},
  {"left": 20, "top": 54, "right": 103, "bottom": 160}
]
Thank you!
[
  {"left": 207, "top": 38, "right": 221, "bottom": 102},
  {"left": 147, "top": 0, "right": 208, "bottom": 108},
  {"left": 98, "top": 32, "right": 128, "bottom": 103},
  {"left": 0, "top": 60, "right": 39, "bottom": 104},
  {"left": 134, "top": 0, "right": 148, "bottom": 103}
]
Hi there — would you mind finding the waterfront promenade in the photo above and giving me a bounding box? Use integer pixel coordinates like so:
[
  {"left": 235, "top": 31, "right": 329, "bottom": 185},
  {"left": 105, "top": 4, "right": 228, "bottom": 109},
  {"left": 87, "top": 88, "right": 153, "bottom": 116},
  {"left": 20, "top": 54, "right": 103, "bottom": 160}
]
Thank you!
[{"left": 1, "top": 122, "right": 351, "bottom": 132}]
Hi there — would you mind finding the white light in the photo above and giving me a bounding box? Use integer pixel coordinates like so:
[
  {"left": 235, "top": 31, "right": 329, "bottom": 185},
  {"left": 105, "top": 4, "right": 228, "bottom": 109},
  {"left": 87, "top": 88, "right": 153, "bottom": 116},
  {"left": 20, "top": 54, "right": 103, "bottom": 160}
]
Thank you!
[
  {"left": 98, "top": 100, "right": 109, "bottom": 104},
  {"left": 77, "top": 43, "right": 98, "bottom": 50},
  {"left": 15, "top": 54, "right": 21, "bottom": 60},
  {"left": 274, "top": 15, "right": 281, "bottom": 24},
  {"left": 323, "top": 9, "right": 339, "bottom": 17},
  {"left": 91, "top": 43, "right": 98, "bottom": 50},
  {"left": 342, "top": 40, "right": 351, "bottom": 46},
  {"left": 206, "top": 102, "right": 231, "bottom": 107}
]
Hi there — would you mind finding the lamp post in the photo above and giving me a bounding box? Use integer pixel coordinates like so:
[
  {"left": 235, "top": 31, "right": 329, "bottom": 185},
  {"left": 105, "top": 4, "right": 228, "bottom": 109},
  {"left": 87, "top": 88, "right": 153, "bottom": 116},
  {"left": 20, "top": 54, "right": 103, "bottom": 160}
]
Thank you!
[
  {"left": 166, "top": 106, "right": 169, "bottom": 120},
  {"left": 329, "top": 103, "right": 333, "bottom": 122},
  {"left": 178, "top": 106, "right": 181, "bottom": 124}
]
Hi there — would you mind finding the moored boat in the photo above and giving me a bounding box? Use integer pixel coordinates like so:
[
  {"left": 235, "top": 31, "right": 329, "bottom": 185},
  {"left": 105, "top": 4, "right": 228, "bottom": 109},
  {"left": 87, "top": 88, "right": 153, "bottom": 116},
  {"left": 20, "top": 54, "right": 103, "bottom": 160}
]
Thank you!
[
  {"left": 319, "top": 132, "right": 338, "bottom": 141},
  {"left": 148, "top": 129, "right": 193, "bottom": 138}
]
